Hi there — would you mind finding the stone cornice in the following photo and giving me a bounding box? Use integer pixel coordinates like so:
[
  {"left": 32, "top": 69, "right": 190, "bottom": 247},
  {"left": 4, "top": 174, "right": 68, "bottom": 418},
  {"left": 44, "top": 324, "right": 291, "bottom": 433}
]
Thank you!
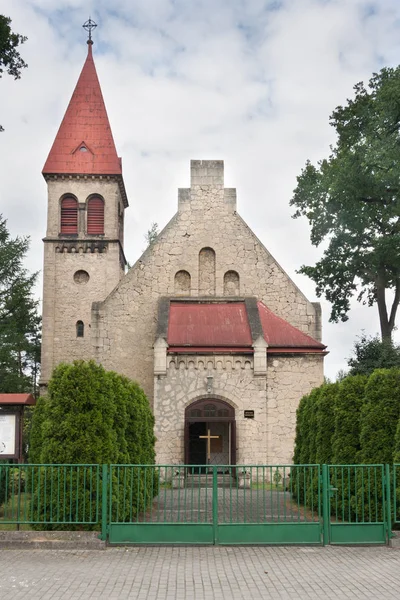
[{"left": 42, "top": 172, "right": 129, "bottom": 208}]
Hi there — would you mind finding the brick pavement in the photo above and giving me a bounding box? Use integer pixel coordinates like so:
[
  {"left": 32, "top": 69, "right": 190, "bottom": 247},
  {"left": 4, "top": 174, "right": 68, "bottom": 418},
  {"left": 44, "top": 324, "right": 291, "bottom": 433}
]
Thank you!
[{"left": 0, "top": 546, "right": 399, "bottom": 599}]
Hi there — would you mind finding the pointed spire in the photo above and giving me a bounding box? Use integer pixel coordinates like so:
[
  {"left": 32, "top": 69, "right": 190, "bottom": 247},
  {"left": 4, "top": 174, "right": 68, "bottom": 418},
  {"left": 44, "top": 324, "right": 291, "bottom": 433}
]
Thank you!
[{"left": 43, "top": 37, "right": 122, "bottom": 176}]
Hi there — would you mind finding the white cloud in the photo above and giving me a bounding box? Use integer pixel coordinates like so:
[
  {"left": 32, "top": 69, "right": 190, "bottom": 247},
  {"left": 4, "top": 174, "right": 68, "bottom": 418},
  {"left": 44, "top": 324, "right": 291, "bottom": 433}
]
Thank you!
[{"left": 1, "top": 0, "right": 400, "bottom": 379}]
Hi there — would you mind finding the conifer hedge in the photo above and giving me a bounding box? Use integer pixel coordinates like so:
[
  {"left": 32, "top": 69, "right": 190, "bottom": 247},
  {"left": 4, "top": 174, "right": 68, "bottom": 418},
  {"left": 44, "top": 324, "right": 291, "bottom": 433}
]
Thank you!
[
  {"left": 315, "top": 383, "right": 338, "bottom": 465},
  {"left": 331, "top": 375, "right": 367, "bottom": 464},
  {"left": 359, "top": 369, "right": 400, "bottom": 464},
  {"left": 28, "top": 361, "right": 156, "bottom": 529}
]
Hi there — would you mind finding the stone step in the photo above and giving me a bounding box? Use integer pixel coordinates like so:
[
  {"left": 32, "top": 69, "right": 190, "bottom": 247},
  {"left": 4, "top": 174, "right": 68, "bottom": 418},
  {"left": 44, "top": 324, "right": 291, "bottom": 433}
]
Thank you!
[{"left": 185, "top": 475, "right": 234, "bottom": 488}]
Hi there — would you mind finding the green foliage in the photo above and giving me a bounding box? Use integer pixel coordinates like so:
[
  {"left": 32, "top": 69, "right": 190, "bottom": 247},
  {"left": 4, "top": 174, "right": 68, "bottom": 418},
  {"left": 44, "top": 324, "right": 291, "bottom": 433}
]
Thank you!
[
  {"left": 28, "top": 361, "right": 156, "bottom": 529},
  {"left": 0, "top": 15, "right": 27, "bottom": 131},
  {"left": 144, "top": 222, "right": 159, "bottom": 248},
  {"left": 290, "top": 67, "right": 400, "bottom": 340},
  {"left": 315, "top": 383, "right": 339, "bottom": 465},
  {"left": 395, "top": 416, "right": 400, "bottom": 463},
  {"left": 348, "top": 334, "right": 400, "bottom": 376},
  {"left": 359, "top": 369, "right": 400, "bottom": 464},
  {"left": 332, "top": 375, "right": 368, "bottom": 463},
  {"left": 27, "top": 395, "right": 48, "bottom": 463},
  {"left": 293, "top": 393, "right": 309, "bottom": 465},
  {"left": 0, "top": 216, "right": 41, "bottom": 395}
]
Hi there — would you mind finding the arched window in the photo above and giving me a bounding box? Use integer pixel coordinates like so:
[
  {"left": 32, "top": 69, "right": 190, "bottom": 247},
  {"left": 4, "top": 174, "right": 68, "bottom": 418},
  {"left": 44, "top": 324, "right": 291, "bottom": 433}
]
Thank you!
[
  {"left": 60, "top": 197, "right": 78, "bottom": 234},
  {"left": 198, "top": 247, "right": 216, "bottom": 295},
  {"left": 224, "top": 270, "right": 240, "bottom": 296},
  {"left": 76, "top": 321, "right": 84, "bottom": 338},
  {"left": 174, "top": 270, "right": 191, "bottom": 295},
  {"left": 87, "top": 197, "right": 104, "bottom": 234}
]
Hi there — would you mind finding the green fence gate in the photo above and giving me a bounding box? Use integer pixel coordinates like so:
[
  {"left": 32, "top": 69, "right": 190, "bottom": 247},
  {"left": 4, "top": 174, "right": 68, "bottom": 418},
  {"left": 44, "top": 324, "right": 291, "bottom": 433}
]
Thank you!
[
  {"left": 394, "top": 464, "right": 400, "bottom": 528},
  {"left": 323, "top": 464, "right": 388, "bottom": 545},
  {"left": 107, "top": 464, "right": 322, "bottom": 545}
]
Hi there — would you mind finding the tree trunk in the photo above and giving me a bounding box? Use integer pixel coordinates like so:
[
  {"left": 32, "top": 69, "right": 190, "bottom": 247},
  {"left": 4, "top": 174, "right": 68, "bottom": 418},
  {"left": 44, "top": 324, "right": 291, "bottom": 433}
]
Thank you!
[{"left": 376, "top": 275, "right": 400, "bottom": 342}]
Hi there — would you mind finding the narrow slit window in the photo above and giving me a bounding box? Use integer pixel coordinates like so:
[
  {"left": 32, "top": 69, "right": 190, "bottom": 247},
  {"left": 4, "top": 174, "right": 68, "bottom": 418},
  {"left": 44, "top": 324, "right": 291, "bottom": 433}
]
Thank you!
[
  {"left": 76, "top": 321, "right": 84, "bottom": 338},
  {"left": 87, "top": 197, "right": 104, "bottom": 234},
  {"left": 61, "top": 197, "right": 78, "bottom": 234}
]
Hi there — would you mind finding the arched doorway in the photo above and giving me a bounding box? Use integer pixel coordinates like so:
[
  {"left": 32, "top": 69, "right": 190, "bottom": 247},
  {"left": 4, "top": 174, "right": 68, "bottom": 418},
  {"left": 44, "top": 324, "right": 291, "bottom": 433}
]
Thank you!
[{"left": 184, "top": 399, "right": 236, "bottom": 470}]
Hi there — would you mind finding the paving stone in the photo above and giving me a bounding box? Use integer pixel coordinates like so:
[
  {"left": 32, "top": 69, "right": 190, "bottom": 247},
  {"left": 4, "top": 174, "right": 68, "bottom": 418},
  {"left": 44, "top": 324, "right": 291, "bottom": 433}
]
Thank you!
[{"left": 0, "top": 546, "right": 399, "bottom": 599}]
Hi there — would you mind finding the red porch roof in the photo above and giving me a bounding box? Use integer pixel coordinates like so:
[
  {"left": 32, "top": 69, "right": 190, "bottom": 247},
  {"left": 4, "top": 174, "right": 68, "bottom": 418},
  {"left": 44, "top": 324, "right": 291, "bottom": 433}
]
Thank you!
[
  {"left": 257, "top": 301, "right": 325, "bottom": 349},
  {"left": 167, "top": 300, "right": 326, "bottom": 353},
  {"left": 168, "top": 302, "right": 252, "bottom": 347}
]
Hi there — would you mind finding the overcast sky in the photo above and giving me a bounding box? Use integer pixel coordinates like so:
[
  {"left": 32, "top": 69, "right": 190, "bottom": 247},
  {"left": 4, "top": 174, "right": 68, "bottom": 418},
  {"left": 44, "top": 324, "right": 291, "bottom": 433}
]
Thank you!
[{"left": 1, "top": 0, "right": 400, "bottom": 380}]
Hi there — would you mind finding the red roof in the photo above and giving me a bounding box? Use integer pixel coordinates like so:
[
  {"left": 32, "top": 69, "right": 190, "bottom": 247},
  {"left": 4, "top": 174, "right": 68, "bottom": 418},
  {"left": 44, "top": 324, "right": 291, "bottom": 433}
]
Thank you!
[
  {"left": 0, "top": 394, "right": 36, "bottom": 405},
  {"left": 167, "top": 300, "right": 325, "bottom": 353},
  {"left": 168, "top": 302, "right": 252, "bottom": 347},
  {"left": 257, "top": 302, "right": 325, "bottom": 349},
  {"left": 42, "top": 43, "right": 122, "bottom": 176}
]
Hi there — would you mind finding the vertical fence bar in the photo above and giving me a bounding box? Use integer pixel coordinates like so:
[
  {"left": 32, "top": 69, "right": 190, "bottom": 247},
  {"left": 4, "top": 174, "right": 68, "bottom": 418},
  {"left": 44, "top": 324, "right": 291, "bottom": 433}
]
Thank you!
[
  {"left": 212, "top": 466, "right": 218, "bottom": 544},
  {"left": 385, "top": 464, "right": 392, "bottom": 542},
  {"left": 101, "top": 464, "right": 108, "bottom": 541},
  {"left": 322, "top": 464, "right": 329, "bottom": 546}
]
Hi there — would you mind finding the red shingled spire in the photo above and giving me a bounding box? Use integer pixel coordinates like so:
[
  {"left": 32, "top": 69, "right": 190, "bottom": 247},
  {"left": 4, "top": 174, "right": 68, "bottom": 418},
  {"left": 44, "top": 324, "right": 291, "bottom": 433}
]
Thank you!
[{"left": 42, "top": 42, "right": 122, "bottom": 176}]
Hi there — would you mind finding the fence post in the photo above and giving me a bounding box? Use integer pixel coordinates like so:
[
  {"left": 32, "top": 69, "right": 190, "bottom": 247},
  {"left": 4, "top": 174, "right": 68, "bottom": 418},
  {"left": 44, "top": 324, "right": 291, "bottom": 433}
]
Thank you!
[
  {"left": 100, "top": 464, "right": 108, "bottom": 541},
  {"left": 385, "top": 464, "right": 392, "bottom": 543},
  {"left": 212, "top": 466, "right": 218, "bottom": 545},
  {"left": 322, "top": 464, "right": 329, "bottom": 546}
]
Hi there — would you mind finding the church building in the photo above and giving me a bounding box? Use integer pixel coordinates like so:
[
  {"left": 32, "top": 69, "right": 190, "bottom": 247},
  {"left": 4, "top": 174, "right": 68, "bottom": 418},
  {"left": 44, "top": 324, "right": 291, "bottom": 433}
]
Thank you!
[{"left": 40, "top": 39, "right": 326, "bottom": 467}]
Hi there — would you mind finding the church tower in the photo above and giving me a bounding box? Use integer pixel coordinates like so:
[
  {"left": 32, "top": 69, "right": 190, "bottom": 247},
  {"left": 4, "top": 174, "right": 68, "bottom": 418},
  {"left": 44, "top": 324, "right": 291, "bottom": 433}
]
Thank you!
[{"left": 40, "top": 37, "right": 128, "bottom": 390}]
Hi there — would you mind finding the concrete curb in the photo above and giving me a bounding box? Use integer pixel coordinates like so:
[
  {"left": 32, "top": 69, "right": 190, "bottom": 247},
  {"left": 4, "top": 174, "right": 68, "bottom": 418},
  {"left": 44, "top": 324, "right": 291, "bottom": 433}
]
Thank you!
[
  {"left": 0, "top": 531, "right": 106, "bottom": 550},
  {"left": 389, "top": 532, "right": 400, "bottom": 548}
]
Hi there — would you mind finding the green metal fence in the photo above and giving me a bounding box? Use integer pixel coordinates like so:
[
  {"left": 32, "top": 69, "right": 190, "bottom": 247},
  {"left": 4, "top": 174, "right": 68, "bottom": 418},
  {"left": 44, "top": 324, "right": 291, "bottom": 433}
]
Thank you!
[
  {"left": 107, "top": 464, "right": 322, "bottom": 545},
  {"left": 0, "top": 464, "right": 100, "bottom": 526},
  {"left": 394, "top": 464, "right": 400, "bottom": 525},
  {"left": 323, "top": 464, "right": 387, "bottom": 544},
  {"left": 0, "top": 463, "right": 397, "bottom": 543}
]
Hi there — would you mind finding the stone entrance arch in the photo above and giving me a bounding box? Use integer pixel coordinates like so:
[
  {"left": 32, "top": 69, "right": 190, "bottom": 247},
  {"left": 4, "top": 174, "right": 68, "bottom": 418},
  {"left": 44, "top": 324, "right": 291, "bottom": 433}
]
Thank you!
[{"left": 184, "top": 399, "right": 236, "bottom": 468}]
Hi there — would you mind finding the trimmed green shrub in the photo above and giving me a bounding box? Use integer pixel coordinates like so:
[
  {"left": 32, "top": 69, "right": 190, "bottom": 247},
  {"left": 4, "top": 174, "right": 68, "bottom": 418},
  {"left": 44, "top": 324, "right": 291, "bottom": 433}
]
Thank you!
[
  {"left": 315, "top": 383, "right": 339, "bottom": 465},
  {"left": 28, "top": 395, "right": 49, "bottom": 463},
  {"left": 359, "top": 369, "right": 400, "bottom": 464},
  {"left": 293, "top": 393, "right": 309, "bottom": 465},
  {"left": 332, "top": 375, "right": 368, "bottom": 464},
  {"left": 28, "top": 361, "right": 156, "bottom": 529}
]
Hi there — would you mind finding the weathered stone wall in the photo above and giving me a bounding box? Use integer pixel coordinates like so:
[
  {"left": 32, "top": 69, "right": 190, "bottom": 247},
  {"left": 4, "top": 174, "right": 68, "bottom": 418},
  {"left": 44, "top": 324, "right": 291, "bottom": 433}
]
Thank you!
[
  {"left": 154, "top": 352, "right": 324, "bottom": 466},
  {"left": 154, "top": 354, "right": 268, "bottom": 465},
  {"left": 92, "top": 160, "right": 322, "bottom": 402},
  {"left": 266, "top": 354, "right": 324, "bottom": 464},
  {"left": 40, "top": 177, "right": 125, "bottom": 385}
]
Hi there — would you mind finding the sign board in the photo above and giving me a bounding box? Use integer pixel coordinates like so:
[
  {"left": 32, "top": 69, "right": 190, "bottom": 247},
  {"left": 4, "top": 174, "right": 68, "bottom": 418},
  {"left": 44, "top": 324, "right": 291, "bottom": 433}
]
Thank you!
[
  {"left": 244, "top": 410, "right": 254, "bottom": 419},
  {"left": 0, "top": 414, "right": 18, "bottom": 459}
]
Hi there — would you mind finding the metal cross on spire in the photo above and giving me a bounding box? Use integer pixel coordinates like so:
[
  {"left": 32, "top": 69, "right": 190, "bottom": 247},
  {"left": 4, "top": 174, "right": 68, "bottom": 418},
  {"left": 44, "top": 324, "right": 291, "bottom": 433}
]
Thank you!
[{"left": 83, "top": 17, "right": 97, "bottom": 44}]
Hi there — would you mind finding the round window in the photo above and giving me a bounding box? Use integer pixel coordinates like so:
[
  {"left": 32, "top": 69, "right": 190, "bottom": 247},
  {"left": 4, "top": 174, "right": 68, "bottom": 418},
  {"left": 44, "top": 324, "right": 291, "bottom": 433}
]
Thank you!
[{"left": 73, "top": 270, "right": 90, "bottom": 284}]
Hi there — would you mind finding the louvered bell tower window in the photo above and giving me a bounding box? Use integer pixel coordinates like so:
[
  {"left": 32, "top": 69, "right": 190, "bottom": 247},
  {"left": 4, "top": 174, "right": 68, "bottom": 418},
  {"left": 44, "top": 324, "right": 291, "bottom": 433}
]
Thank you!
[
  {"left": 60, "top": 197, "right": 78, "bottom": 234},
  {"left": 87, "top": 197, "right": 104, "bottom": 234}
]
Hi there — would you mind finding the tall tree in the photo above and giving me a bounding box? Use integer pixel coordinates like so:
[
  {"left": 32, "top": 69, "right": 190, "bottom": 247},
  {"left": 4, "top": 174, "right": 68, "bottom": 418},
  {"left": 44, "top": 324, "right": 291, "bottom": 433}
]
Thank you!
[
  {"left": 0, "top": 14, "right": 27, "bottom": 131},
  {"left": 348, "top": 333, "right": 400, "bottom": 376},
  {"left": 0, "top": 216, "right": 41, "bottom": 394},
  {"left": 291, "top": 67, "right": 400, "bottom": 341}
]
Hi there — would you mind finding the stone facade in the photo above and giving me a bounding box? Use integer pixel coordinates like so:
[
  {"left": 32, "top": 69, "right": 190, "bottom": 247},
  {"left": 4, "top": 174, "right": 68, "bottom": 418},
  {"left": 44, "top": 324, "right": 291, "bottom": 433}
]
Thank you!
[
  {"left": 41, "top": 160, "right": 325, "bottom": 465},
  {"left": 40, "top": 176, "right": 126, "bottom": 386}
]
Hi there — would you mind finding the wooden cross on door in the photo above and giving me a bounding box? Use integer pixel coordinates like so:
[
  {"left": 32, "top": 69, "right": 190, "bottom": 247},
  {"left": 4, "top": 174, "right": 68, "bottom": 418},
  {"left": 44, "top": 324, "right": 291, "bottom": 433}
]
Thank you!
[{"left": 199, "top": 429, "right": 220, "bottom": 463}]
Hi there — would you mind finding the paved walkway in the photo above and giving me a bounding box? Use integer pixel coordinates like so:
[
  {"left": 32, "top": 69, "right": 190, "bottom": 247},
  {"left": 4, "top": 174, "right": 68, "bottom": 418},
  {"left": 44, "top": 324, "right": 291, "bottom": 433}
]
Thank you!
[
  {"left": 0, "top": 546, "right": 399, "bottom": 599},
  {"left": 142, "top": 488, "right": 318, "bottom": 523}
]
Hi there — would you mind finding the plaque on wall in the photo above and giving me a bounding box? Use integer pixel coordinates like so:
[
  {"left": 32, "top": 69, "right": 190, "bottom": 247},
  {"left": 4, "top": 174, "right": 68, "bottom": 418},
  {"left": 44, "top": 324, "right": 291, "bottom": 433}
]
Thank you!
[
  {"left": 0, "top": 414, "right": 17, "bottom": 457},
  {"left": 244, "top": 410, "right": 254, "bottom": 419}
]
